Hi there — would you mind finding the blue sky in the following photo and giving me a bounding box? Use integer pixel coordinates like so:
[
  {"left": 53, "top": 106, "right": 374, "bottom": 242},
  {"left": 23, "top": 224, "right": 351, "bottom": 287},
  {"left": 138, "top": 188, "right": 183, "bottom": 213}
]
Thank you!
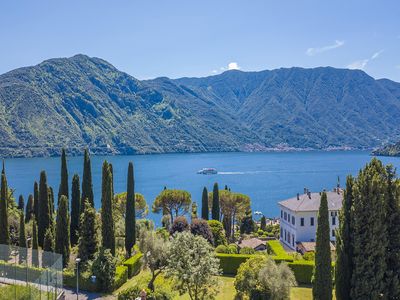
[{"left": 1, "top": 0, "right": 399, "bottom": 81}]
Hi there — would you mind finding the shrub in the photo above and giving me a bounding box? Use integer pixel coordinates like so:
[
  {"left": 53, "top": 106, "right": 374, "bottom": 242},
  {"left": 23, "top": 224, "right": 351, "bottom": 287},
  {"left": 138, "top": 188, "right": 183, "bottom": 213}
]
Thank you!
[
  {"left": 123, "top": 251, "right": 143, "bottom": 278},
  {"left": 155, "top": 227, "right": 170, "bottom": 240},
  {"left": 303, "top": 251, "right": 315, "bottom": 261},
  {"left": 92, "top": 248, "right": 116, "bottom": 292},
  {"left": 118, "top": 283, "right": 174, "bottom": 300},
  {"left": 215, "top": 245, "right": 228, "bottom": 253},
  {"left": 227, "top": 244, "right": 238, "bottom": 254},
  {"left": 114, "top": 265, "right": 128, "bottom": 290},
  {"left": 63, "top": 270, "right": 97, "bottom": 292},
  {"left": 288, "top": 261, "right": 315, "bottom": 284},
  {"left": 190, "top": 218, "right": 214, "bottom": 244},
  {"left": 171, "top": 216, "right": 189, "bottom": 234},
  {"left": 239, "top": 247, "right": 255, "bottom": 254},
  {"left": 216, "top": 253, "right": 254, "bottom": 275},
  {"left": 207, "top": 220, "right": 227, "bottom": 246}
]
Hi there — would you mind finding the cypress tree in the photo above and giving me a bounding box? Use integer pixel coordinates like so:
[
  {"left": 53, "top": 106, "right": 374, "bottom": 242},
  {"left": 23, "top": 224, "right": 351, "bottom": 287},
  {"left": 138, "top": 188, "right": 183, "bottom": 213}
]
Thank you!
[
  {"left": 32, "top": 219, "right": 39, "bottom": 267},
  {"left": 385, "top": 165, "right": 400, "bottom": 299},
  {"left": 70, "top": 174, "right": 81, "bottom": 246},
  {"left": 101, "top": 161, "right": 115, "bottom": 255},
  {"left": 58, "top": 148, "right": 69, "bottom": 203},
  {"left": 212, "top": 183, "right": 220, "bottom": 221},
  {"left": 82, "top": 149, "right": 94, "bottom": 207},
  {"left": 0, "top": 171, "right": 9, "bottom": 246},
  {"left": 260, "top": 215, "right": 267, "bottom": 231},
  {"left": 125, "top": 162, "right": 136, "bottom": 257},
  {"left": 201, "top": 187, "right": 209, "bottom": 220},
  {"left": 42, "top": 228, "right": 55, "bottom": 267},
  {"left": 48, "top": 187, "right": 55, "bottom": 216},
  {"left": 313, "top": 191, "right": 332, "bottom": 300},
  {"left": 351, "top": 159, "right": 387, "bottom": 299},
  {"left": 25, "top": 194, "right": 34, "bottom": 223},
  {"left": 78, "top": 200, "right": 98, "bottom": 265},
  {"left": 33, "top": 181, "right": 39, "bottom": 219},
  {"left": 55, "top": 195, "right": 70, "bottom": 268},
  {"left": 335, "top": 176, "right": 354, "bottom": 300},
  {"left": 18, "top": 195, "right": 24, "bottom": 210},
  {"left": 38, "top": 171, "right": 51, "bottom": 247},
  {"left": 19, "top": 211, "right": 27, "bottom": 263}
]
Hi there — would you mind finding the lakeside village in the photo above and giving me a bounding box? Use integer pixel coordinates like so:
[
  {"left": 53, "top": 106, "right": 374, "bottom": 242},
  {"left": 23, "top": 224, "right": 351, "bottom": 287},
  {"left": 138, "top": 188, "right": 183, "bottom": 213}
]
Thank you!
[{"left": 0, "top": 150, "right": 399, "bottom": 300}]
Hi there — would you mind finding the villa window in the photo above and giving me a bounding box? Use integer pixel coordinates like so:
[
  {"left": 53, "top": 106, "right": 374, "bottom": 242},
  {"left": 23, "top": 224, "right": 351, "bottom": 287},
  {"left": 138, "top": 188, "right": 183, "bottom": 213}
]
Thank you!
[
  {"left": 310, "top": 217, "right": 314, "bottom": 226},
  {"left": 281, "top": 210, "right": 283, "bottom": 218},
  {"left": 292, "top": 216, "right": 295, "bottom": 225},
  {"left": 300, "top": 218, "right": 304, "bottom": 226},
  {"left": 284, "top": 212, "right": 287, "bottom": 221},
  {"left": 332, "top": 216, "right": 336, "bottom": 225},
  {"left": 292, "top": 236, "right": 295, "bottom": 246},
  {"left": 332, "top": 229, "right": 335, "bottom": 237},
  {"left": 288, "top": 213, "right": 291, "bottom": 221}
]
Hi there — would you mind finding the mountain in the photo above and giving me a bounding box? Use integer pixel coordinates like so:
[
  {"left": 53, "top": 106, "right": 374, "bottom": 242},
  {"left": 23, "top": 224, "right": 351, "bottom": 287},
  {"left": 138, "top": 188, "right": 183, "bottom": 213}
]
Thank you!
[
  {"left": 1, "top": 54, "right": 400, "bottom": 157},
  {"left": 372, "top": 142, "right": 400, "bottom": 157}
]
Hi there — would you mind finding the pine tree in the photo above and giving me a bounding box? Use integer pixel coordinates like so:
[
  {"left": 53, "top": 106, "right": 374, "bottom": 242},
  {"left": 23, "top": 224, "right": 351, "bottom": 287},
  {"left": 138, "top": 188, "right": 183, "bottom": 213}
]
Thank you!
[
  {"left": 19, "top": 211, "right": 27, "bottom": 263},
  {"left": 385, "top": 165, "right": 400, "bottom": 299},
  {"left": 101, "top": 161, "right": 115, "bottom": 255},
  {"left": 25, "top": 194, "right": 34, "bottom": 223},
  {"left": 125, "top": 162, "right": 136, "bottom": 257},
  {"left": 313, "top": 191, "right": 332, "bottom": 300},
  {"left": 32, "top": 219, "right": 39, "bottom": 267},
  {"left": 211, "top": 183, "right": 220, "bottom": 221},
  {"left": 42, "top": 228, "right": 55, "bottom": 267},
  {"left": 38, "top": 171, "right": 51, "bottom": 247},
  {"left": 351, "top": 159, "right": 388, "bottom": 299},
  {"left": 55, "top": 195, "right": 70, "bottom": 268},
  {"left": 33, "top": 181, "right": 39, "bottom": 219},
  {"left": 201, "top": 187, "right": 209, "bottom": 220},
  {"left": 18, "top": 195, "right": 24, "bottom": 210},
  {"left": 70, "top": 174, "right": 81, "bottom": 246},
  {"left": 58, "top": 148, "right": 69, "bottom": 203},
  {"left": 82, "top": 149, "right": 94, "bottom": 207},
  {"left": 0, "top": 170, "right": 9, "bottom": 246},
  {"left": 335, "top": 176, "right": 354, "bottom": 300},
  {"left": 78, "top": 200, "right": 98, "bottom": 265}
]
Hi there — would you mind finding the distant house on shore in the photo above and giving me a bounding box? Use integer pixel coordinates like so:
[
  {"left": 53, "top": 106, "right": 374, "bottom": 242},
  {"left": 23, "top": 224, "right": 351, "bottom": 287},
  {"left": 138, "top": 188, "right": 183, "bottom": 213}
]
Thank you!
[
  {"left": 237, "top": 238, "right": 267, "bottom": 251},
  {"left": 278, "top": 188, "right": 342, "bottom": 251}
]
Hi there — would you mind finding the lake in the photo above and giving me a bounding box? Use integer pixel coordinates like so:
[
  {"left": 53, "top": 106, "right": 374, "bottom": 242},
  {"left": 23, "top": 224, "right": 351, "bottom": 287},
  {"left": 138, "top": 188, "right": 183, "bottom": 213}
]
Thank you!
[{"left": 3, "top": 151, "right": 400, "bottom": 224}]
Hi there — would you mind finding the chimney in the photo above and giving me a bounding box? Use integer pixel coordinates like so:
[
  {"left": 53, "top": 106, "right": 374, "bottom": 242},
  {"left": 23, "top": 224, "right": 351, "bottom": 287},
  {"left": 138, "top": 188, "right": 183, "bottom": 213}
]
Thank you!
[{"left": 297, "top": 193, "right": 300, "bottom": 200}]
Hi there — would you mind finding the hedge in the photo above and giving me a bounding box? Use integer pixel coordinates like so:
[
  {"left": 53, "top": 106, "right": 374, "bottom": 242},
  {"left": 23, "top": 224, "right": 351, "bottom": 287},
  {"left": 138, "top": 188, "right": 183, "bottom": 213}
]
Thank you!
[
  {"left": 287, "top": 261, "right": 314, "bottom": 284},
  {"left": 266, "top": 240, "right": 293, "bottom": 261},
  {"left": 216, "top": 253, "right": 254, "bottom": 275},
  {"left": 114, "top": 265, "right": 128, "bottom": 290},
  {"left": 123, "top": 252, "right": 143, "bottom": 278}
]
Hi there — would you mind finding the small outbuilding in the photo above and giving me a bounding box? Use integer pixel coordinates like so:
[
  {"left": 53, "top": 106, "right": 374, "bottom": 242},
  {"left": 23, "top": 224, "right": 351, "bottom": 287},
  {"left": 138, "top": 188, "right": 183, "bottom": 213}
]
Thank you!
[{"left": 237, "top": 238, "right": 267, "bottom": 251}]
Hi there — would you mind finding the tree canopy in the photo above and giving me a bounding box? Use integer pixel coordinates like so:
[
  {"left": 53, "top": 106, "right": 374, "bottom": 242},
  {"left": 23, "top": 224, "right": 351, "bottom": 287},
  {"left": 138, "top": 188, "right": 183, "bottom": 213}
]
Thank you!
[{"left": 152, "top": 189, "right": 191, "bottom": 223}]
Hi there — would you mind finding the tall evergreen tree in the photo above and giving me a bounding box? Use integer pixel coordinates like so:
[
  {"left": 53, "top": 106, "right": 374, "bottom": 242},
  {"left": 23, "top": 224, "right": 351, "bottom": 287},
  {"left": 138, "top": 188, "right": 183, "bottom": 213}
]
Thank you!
[
  {"left": 32, "top": 219, "right": 39, "bottom": 267},
  {"left": 18, "top": 195, "right": 24, "bottom": 210},
  {"left": 351, "top": 159, "right": 388, "bottom": 299},
  {"left": 125, "top": 162, "right": 136, "bottom": 257},
  {"left": 335, "top": 176, "right": 354, "bottom": 300},
  {"left": 211, "top": 183, "right": 220, "bottom": 221},
  {"left": 70, "top": 174, "right": 81, "bottom": 246},
  {"left": 19, "top": 211, "right": 27, "bottom": 263},
  {"left": 101, "top": 161, "right": 115, "bottom": 255},
  {"left": 48, "top": 187, "right": 55, "bottom": 216},
  {"left": 313, "top": 191, "right": 332, "bottom": 300},
  {"left": 0, "top": 170, "right": 9, "bottom": 246},
  {"left": 78, "top": 200, "right": 98, "bottom": 265},
  {"left": 385, "top": 165, "right": 400, "bottom": 299},
  {"left": 82, "top": 149, "right": 94, "bottom": 207},
  {"left": 260, "top": 215, "right": 267, "bottom": 231},
  {"left": 38, "top": 171, "right": 51, "bottom": 247},
  {"left": 201, "top": 187, "right": 209, "bottom": 220},
  {"left": 55, "top": 195, "right": 70, "bottom": 268},
  {"left": 33, "top": 181, "right": 39, "bottom": 219},
  {"left": 25, "top": 194, "right": 34, "bottom": 223},
  {"left": 42, "top": 228, "right": 55, "bottom": 267},
  {"left": 58, "top": 148, "right": 69, "bottom": 203}
]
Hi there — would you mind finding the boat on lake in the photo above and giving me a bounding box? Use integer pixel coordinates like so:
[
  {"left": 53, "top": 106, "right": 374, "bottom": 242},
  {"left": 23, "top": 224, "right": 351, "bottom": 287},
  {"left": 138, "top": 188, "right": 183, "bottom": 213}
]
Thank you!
[{"left": 197, "top": 168, "right": 218, "bottom": 175}]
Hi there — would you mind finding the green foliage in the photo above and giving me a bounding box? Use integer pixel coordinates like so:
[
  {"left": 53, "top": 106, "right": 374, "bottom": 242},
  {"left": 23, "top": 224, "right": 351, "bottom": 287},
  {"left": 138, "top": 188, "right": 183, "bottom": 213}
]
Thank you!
[
  {"left": 166, "top": 231, "right": 220, "bottom": 300},
  {"left": 215, "top": 245, "right": 228, "bottom": 253},
  {"left": 123, "top": 251, "right": 143, "bottom": 278},
  {"left": 101, "top": 161, "right": 115, "bottom": 255},
  {"left": 288, "top": 261, "right": 315, "bottom": 284},
  {"left": 227, "top": 244, "right": 238, "bottom": 254},
  {"left": 38, "top": 170, "right": 51, "bottom": 247},
  {"left": 58, "top": 148, "right": 69, "bottom": 201},
  {"left": 125, "top": 161, "right": 136, "bottom": 257},
  {"left": 201, "top": 187, "right": 209, "bottom": 220},
  {"left": 207, "top": 220, "right": 227, "bottom": 246},
  {"left": 78, "top": 199, "right": 98, "bottom": 265},
  {"left": 63, "top": 270, "right": 97, "bottom": 292},
  {"left": 18, "top": 195, "right": 24, "bottom": 210},
  {"left": 55, "top": 195, "right": 70, "bottom": 268},
  {"left": 171, "top": 216, "right": 189, "bottom": 234},
  {"left": 18, "top": 211, "right": 27, "bottom": 263},
  {"left": 0, "top": 284, "right": 51, "bottom": 299},
  {"left": 114, "top": 265, "right": 129, "bottom": 290},
  {"left": 82, "top": 148, "right": 94, "bottom": 208},
  {"left": 190, "top": 218, "right": 214, "bottom": 244},
  {"left": 92, "top": 248, "right": 117, "bottom": 292},
  {"left": 211, "top": 183, "right": 220, "bottom": 221},
  {"left": 0, "top": 169, "right": 9, "bottom": 246},
  {"left": 303, "top": 252, "right": 315, "bottom": 261},
  {"left": 313, "top": 191, "right": 332, "bottom": 300},
  {"left": 260, "top": 216, "right": 266, "bottom": 231},
  {"left": 42, "top": 228, "right": 55, "bottom": 267},
  {"left": 33, "top": 181, "right": 39, "bottom": 220},
  {"left": 240, "top": 209, "right": 256, "bottom": 234},
  {"left": 239, "top": 247, "right": 255, "bottom": 254},
  {"left": 25, "top": 194, "right": 34, "bottom": 223},
  {"left": 70, "top": 174, "right": 80, "bottom": 246},
  {"left": 266, "top": 240, "right": 293, "bottom": 261},
  {"left": 32, "top": 219, "right": 39, "bottom": 267},
  {"left": 118, "top": 281, "right": 174, "bottom": 300},
  {"left": 216, "top": 253, "right": 254, "bottom": 275},
  {"left": 152, "top": 189, "right": 191, "bottom": 223}
]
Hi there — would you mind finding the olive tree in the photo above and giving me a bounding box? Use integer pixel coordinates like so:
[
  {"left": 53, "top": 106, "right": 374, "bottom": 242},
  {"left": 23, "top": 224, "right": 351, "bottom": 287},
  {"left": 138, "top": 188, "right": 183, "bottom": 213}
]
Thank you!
[{"left": 166, "top": 231, "right": 220, "bottom": 300}]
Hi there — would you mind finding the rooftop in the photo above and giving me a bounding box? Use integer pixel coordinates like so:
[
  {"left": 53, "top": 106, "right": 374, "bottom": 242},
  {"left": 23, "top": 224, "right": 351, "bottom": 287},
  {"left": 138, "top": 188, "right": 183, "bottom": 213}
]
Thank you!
[
  {"left": 237, "top": 238, "right": 266, "bottom": 249},
  {"left": 278, "top": 190, "right": 343, "bottom": 212}
]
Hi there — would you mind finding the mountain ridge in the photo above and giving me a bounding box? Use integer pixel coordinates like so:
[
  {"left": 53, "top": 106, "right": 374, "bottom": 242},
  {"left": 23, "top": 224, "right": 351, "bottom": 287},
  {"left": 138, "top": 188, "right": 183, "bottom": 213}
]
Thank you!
[{"left": 1, "top": 54, "right": 400, "bottom": 157}]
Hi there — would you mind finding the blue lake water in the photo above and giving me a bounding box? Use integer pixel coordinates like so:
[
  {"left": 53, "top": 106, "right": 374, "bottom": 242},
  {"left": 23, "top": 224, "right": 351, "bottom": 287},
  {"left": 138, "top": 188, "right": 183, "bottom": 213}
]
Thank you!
[{"left": 3, "top": 151, "right": 400, "bottom": 223}]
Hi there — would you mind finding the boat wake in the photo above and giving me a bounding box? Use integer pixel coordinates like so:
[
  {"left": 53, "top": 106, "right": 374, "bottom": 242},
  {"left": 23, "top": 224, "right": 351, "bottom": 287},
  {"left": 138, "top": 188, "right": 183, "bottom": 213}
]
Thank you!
[{"left": 218, "top": 171, "right": 269, "bottom": 175}]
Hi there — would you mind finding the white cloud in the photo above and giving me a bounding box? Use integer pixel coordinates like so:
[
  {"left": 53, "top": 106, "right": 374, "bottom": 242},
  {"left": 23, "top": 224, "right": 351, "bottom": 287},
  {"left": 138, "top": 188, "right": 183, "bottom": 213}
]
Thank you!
[
  {"left": 347, "top": 50, "right": 384, "bottom": 70},
  {"left": 211, "top": 70, "right": 218, "bottom": 74},
  {"left": 228, "top": 62, "right": 240, "bottom": 70},
  {"left": 306, "top": 40, "right": 344, "bottom": 56}
]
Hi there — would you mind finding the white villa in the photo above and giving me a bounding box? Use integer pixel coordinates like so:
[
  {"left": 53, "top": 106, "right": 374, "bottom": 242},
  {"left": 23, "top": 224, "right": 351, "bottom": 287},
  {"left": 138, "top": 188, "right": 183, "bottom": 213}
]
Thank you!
[{"left": 278, "top": 188, "right": 342, "bottom": 251}]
